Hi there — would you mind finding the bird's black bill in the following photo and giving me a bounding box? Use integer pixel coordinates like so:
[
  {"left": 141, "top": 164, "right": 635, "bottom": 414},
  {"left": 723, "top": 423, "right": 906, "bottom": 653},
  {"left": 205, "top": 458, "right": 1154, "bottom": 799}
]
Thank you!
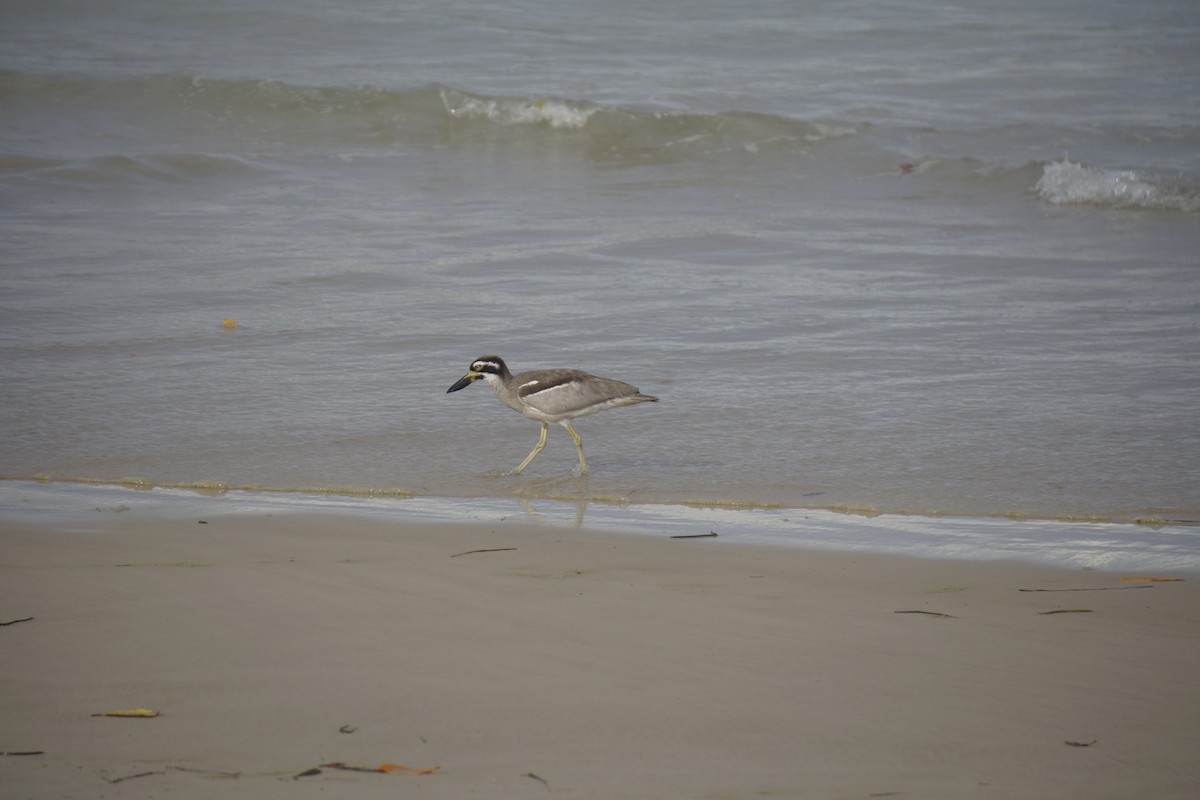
[{"left": 446, "top": 375, "right": 475, "bottom": 393}]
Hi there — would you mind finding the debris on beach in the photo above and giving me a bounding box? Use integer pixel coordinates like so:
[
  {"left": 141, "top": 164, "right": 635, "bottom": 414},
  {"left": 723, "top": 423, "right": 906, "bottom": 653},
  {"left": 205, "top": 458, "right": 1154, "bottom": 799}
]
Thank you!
[
  {"left": 1119, "top": 576, "right": 1185, "bottom": 582},
  {"left": 894, "top": 610, "right": 956, "bottom": 618},
  {"left": 525, "top": 771, "right": 550, "bottom": 788},
  {"left": 670, "top": 531, "right": 718, "bottom": 539},
  {"left": 91, "top": 708, "right": 160, "bottom": 718},
  {"left": 103, "top": 766, "right": 240, "bottom": 784},
  {"left": 450, "top": 547, "right": 517, "bottom": 558},
  {"left": 379, "top": 763, "right": 439, "bottom": 774},
  {"left": 102, "top": 770, "right": 161, "bottom": 784},
  {"left": 1019, "top": 585, "right": 1151, "bottom": 592},
  {"left": 0, "top": 616, "right": 34, "bottom": 627},
  {"left": 319, "top": 761, "right": 440, "bottom": 775},
  {"left": 1038, "top": 609, "right": 1094, "bottom": 615}
]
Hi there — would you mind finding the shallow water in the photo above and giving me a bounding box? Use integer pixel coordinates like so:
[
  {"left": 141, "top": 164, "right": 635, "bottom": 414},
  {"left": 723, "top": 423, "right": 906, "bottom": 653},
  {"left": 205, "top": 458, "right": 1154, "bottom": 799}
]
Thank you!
[
  {"left": 4, "top": 480, "right": 1199, "bottom": 576},
  {"left": 2, "top": 0, "right": 1198, "bottom": 529}
]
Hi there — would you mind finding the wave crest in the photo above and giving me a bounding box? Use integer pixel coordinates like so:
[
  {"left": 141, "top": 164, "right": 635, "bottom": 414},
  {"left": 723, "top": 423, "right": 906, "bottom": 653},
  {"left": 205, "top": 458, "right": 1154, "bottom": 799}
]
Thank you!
[
  {"left": 1035, "top": 159, "right": 1199, "bottom": 213},
  {"left": 2, "top": 69, "right": 855, "bottom": 163},
  {"left": 435, "top": 85, "right": 856, "bottom": 162},
  {"left": 440, "top": 88, "right": 598, "bottom": 130}
]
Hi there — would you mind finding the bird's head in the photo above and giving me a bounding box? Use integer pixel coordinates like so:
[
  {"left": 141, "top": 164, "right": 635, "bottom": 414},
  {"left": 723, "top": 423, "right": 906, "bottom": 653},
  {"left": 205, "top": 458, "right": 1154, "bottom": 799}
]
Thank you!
[{"left": 446, "top": 356, "right": 508, "bottom": 393}]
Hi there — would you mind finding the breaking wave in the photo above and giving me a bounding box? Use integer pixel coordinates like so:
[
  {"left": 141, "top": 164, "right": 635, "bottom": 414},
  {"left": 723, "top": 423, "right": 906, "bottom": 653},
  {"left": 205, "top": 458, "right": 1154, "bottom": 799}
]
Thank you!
[
  {"left": 1035, "top": 159, "right": 1200, "bottom": 213},
  {"left": 0, "top": 69, "right": 856, "bottom": 162}
]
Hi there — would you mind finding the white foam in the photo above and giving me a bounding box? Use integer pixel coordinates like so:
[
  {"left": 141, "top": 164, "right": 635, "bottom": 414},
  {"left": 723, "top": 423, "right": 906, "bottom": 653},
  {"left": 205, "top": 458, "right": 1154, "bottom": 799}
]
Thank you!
[
  {"left": 1035, "top": 159, "right": 1198, "bottom": 212},
  {"left": 443, "top": 92, "right": 596, "bottom": 130}
]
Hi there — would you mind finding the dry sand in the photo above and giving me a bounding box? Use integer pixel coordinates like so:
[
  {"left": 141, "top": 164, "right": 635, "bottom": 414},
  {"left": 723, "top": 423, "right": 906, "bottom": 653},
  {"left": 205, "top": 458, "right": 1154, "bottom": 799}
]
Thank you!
[{"left": 2, "top": 514, "right": 1198, "bottom": 799}]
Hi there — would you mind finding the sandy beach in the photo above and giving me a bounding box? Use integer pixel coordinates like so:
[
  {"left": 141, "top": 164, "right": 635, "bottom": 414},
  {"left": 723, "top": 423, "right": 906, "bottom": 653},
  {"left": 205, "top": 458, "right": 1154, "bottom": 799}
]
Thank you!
[{"left": 2, "top": 514, "right": 1198, "bottom": 799}]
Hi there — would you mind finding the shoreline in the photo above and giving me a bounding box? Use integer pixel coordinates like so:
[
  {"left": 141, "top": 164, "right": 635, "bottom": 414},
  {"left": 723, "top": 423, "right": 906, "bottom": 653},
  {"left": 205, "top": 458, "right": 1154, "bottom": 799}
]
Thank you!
[
  {"left": 3, "top": 479, "right": 1199, "bottom": 576},
  {"left": 2, "top": 513, "right": 1198, "bottom": 799},
  {"left": 7, "top": 474, "right": 1198, "bottom": 530}
]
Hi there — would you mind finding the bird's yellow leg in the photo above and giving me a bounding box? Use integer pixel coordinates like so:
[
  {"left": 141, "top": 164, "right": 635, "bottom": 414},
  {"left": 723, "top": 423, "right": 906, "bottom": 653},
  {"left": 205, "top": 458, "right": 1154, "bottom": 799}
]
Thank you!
[
  {"left": 511, "top": 423, "right": 549, "bottom": 475},
  {"left": 564, "top": 421, "right": 588, "bottom": 475}
]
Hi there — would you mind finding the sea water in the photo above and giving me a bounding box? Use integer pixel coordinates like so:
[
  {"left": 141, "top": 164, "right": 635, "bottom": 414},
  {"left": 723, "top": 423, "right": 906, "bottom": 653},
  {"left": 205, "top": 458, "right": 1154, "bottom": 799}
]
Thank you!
[{"left": 2, "top": 0, "right": 1198, "bottom": 567}]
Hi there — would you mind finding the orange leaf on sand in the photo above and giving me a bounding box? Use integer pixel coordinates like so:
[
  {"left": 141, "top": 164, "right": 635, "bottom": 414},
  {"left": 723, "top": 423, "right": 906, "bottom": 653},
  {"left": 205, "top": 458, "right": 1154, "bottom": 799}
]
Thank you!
[
  {"left": 378, "top": 763, "right": 440, "bottom": 775},
  {"left": 1119, "top": 577, "right": 1185, "bottom": 582}
]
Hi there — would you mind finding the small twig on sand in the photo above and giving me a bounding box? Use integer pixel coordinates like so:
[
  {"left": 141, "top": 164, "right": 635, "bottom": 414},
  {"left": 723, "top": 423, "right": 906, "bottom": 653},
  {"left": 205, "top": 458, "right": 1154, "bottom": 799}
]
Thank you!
[
  {"left": 894, "top": 610, "right": 956, "bottom": 618},
  {"left": 168, "top": 766, "right": 241, "bottom": 779},
  {"left": 670, "top": 532, "right": 718, "bottom": 539},
  {"left": 1039, "top": 609, "right": 1093, "bottom": 615},
  {"left": 1065, "top": 740, "right": 1098, "bottom": 747},
  {"left": 524, "top": 772, "right": 550, "bottom": 789},
  {"left": 0, "top": 617, "right": 34, "bottom": 627},
  {"left": 451, "top": 547, "right": 517, "bottom": 558},
  {"left": 102, "top": 771, "right": 162, "bottom": 784},
  {"left": 1019, "top": 586, "right": 1151, "bottom": 592}
]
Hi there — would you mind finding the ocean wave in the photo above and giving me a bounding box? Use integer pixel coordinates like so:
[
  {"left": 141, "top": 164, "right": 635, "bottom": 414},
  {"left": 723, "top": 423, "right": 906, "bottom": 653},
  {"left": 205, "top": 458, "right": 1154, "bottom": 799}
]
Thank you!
[
  {"left": 1034, "top": 159, "right": 1200, "bottom": 213},
  {"left": 434, "top": 84, "right": 856, "bottom": 160},
  {"left": 440, "top": 88, "right": 599, "bottom": 130},
  {"left": 11, "top": 70, "right": 1195, "bottom": 206},
  {"left": 2, "top": 69, "right": 856, "bottom": 163}
]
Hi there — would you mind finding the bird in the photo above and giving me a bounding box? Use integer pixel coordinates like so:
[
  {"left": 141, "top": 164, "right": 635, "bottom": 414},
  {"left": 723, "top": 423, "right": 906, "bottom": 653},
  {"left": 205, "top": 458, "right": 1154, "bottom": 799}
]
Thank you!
[{"left": 446, "top": 355, "right": 657, "bottom": 475}]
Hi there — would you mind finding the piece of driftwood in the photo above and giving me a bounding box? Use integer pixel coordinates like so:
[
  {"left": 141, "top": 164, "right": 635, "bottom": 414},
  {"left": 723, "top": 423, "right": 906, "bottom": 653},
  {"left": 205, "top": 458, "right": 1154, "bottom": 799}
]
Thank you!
[
  {"left": 450, "top": 547, "right": 517, "bottom": 558},
  {"left": 894, "top": 610, "right": 956, "bottom": 618},
  {"left": 0, "top": 617, "right": 34, "bottom": 627},
  {"left": 0, "top": 751, "right": 44, "bottom": 756},
  {"left": 670, "top": 532, "right": 718, "bottom": 539},
  {"left": 1065, "top": 740, "right": 1098, "bottom": 747}
]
